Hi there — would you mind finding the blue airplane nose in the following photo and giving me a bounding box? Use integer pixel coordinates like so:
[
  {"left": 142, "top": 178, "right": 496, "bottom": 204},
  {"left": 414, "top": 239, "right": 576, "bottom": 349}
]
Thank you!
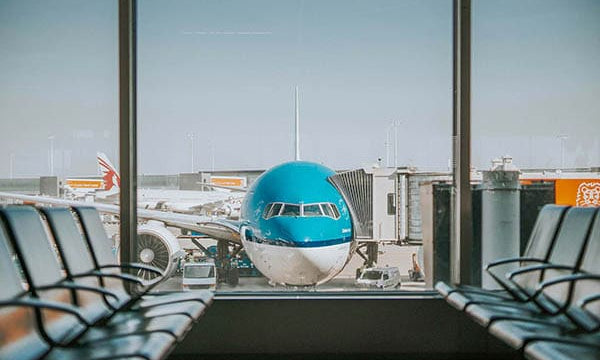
[{"left": 269, "top": 218, "right": 310, "bottom": 245}]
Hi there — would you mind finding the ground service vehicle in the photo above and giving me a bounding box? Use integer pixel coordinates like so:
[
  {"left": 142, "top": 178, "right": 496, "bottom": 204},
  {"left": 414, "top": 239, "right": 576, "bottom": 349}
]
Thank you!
[
  {"left": 355, "top": 267, "right": 401, "bottom": 288},
  {"left": 182, "top": 261, "right": 217, "bottom": 290}
]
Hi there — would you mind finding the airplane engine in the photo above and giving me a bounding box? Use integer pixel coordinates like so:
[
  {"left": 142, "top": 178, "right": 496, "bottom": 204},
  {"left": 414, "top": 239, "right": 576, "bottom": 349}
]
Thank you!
[{"left": 135, "top": 221, "right": 184, "bottom": 281}]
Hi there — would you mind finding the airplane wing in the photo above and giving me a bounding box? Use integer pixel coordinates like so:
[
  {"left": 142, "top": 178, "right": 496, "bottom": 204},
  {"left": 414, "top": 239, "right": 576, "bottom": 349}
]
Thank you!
[{"left": 0, "top": 192, "right": 241, "bottom": 244}]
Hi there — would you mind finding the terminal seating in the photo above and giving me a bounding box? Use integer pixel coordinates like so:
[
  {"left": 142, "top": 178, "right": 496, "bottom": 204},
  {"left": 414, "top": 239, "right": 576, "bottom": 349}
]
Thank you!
[
  {"left": 49, "top": 206, "right": 212, "bottom": 315},
  {"left": 0, "top": 206, "right": 213, "bottom": 360},
  {"left": 436, "top": 205, "right": 600, "bottom": 360},
  {"left": 435, "top": 204, "right": 569, "bottom": 310}
]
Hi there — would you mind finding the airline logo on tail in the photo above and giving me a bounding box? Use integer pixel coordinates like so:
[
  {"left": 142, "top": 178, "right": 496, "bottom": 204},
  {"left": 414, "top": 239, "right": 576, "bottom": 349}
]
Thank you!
[{"left": 97, "top": 152, "right": 120, "bottom": 191}]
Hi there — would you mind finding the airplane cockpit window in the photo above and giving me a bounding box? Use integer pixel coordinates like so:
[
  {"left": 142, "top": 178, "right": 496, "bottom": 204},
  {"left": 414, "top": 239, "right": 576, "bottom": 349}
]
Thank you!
[
  {"left": 302, "top": 204, "right": 323, "bottom": 217},
  {"left": 263, "top": 203, "right": 274, "bottom": 218},
  {"left": 321, "top": 203, "right": 334, "bottom": 218},
  {"left": 330, "top": 204, "right": 341, "bottom": 219},
  {"left": 263, "top": 203, "right": 283, "bottom": 219},
  {"left": 280, "top": 204, "right": 301, "bottom": 217},
  {"left": 263, "top": 202, "right": 340, "bottom": 219}
]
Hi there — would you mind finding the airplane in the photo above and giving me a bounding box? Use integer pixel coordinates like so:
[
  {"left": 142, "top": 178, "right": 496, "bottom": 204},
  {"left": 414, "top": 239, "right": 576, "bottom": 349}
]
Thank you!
[
  {"left": 0, "top": 160, "right": 355, "bottom": 286},
  {"left": 65, "top": 152, "right": 244, "bottom": 217}
]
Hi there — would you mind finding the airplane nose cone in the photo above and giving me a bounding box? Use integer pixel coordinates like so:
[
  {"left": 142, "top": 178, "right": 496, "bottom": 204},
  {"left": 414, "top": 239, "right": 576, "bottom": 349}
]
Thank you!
[{"left": 270, "top": 218, "right": 323, "bottom": 246}]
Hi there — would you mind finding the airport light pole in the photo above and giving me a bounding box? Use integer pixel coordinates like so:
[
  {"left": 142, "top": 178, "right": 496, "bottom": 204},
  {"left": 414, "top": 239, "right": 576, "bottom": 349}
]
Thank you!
[
  {"left": 187, "top": 133, "right": 195, "bottom": 172},
  {"left": 294, "top": 86, "right": 300, "bottom": 161},
  {"left": 557, "top": 134, "right": 568, "bottom": 169},
  {"left": 385, "top": 122, "right": 392, "bottom": 167},
  {"left": 388, "top": 119, "right": 401, "bottom": 170},
  {"left": 9, "top": 153, "right": 14, "bottom": 179},
  {"left": 48, "top": 135, "right": 55, "bottom": 176},
  {"left": 394, "top": 120, "right": 399, "bottom": 169},
  {"left": 209, "top": 142, "right": 215, "bottom": 172}
]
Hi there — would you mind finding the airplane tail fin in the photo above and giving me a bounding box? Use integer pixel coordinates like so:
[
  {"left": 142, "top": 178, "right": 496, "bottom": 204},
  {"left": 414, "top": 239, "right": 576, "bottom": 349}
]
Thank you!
[{"left": 97, "top": 152, "right": 121, "bottom": 192}]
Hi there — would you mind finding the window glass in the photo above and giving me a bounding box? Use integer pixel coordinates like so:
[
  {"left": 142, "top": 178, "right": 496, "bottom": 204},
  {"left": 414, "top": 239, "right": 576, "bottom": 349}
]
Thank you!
[
  {"left": 263, "top": 203, "right": 274, "bottom": 218},
  {"left": 387, "top": 193, "right": 396, "bottom": 215},
  {"left": 321, "top": 203, "right": 334, "bottom": 218},
  {"left": 280, "top": 204, "right": 300, "bottom": 217},
  {"left": 0, "top": 1, "right": 118, "bottom": 279},
  {"left": 330, "top": 204, "right": 341, "bottom": 219},
  {"left": 183, "top": 264, "right": 215, "bottom": 278},
  {"left": 303, "top": 204, "right": 322, "bottom": 217},
  {"left": 134, "top": 0, "right": 451, "bottom": 294},
  {"left": 362, "top": 270, "right": 382, "bottom": 280},
  {"left": 269, "top": 203, "right": 283, "bottom": 218}
]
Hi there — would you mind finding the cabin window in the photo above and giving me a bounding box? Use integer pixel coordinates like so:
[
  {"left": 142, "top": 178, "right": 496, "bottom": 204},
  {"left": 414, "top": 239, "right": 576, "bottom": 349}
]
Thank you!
[
  {"left": 303, "top": 204, "right": 322, "bottom": 217},
  {"left": 280, "top": 204, "right": 301, "bottom": 216}
]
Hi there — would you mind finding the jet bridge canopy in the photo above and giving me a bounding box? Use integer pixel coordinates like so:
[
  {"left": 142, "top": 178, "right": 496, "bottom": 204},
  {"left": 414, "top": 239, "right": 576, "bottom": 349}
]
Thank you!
[{"left": 328, "top": 169, "right": 373, "bottom": 239}]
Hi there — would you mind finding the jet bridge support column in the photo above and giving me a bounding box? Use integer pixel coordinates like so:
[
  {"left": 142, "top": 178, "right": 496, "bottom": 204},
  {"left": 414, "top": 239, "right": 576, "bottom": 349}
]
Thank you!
[
  {"left": 480, "top": 157, "right": 520, "bottom": 289},
  {"left": 366, "top": 243, "right": 378, "bottom": 267}
]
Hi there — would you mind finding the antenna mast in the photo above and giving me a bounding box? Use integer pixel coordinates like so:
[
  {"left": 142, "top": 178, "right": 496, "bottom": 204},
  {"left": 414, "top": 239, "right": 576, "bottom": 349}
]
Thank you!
[{"left": 295, "top": 86, "right": 300, "bottom": 161}]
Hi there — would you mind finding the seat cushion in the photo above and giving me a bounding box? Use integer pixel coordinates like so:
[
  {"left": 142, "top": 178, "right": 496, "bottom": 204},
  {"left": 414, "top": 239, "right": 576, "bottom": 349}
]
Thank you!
[
  {"left": 135, "top": 299, "right": 207, "bottom": 320},
  {"left": 489, "top": 315, "right": 576, "bottom": 349},
  {"left": 45, "top": 332, "right": 175, "bottom": 360},
  {"left": 525, "top": 338, "right": 600, "bottom": 360},
  {"left": 76, "top": 312, "right": 193, "bottom": 344},
  {"left": 446, "top": 289, "right": 515, "bottom": 311},
  {"left": 137, "top": 290, "right": 213, "bottom": 309},
  {"left": 465, "top": 301, "right": 543, "bottom": 327}
]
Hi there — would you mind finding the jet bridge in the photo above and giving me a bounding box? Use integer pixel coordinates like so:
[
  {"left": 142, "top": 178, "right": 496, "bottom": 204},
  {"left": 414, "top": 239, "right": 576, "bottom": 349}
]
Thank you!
[
  {"left": 328, "top": 169, "right": 373, "bottom": 239},
  {"left": 329, "top": 167, "right": 398, "bottom": 268}
]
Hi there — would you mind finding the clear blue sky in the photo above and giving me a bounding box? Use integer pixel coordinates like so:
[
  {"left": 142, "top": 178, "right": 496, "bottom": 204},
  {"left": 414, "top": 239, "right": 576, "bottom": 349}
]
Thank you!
[{"left": 0, "top": 0, "right": 598, "bottom": 177}]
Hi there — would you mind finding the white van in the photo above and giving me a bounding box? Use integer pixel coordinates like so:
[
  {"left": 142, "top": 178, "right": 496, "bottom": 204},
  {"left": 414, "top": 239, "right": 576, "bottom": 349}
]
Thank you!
[
  {"left": 355, "top": 267, "right": 401, "bottom": 289},
  {"left": 182, "top": 261, "right": 217, "bottom": 291}
]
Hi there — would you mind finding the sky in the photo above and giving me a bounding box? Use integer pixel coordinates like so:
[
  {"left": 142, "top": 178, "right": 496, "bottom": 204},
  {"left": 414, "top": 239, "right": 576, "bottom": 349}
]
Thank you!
[{"left": 0, "top": 0, "right": 599, "bottom": 177}]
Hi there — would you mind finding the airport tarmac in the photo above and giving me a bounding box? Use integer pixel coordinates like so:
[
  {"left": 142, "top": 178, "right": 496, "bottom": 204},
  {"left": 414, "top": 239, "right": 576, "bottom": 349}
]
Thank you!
[
  {"left": 156, "top": 242, "right": 427, "bottom": 293},
  {"left": 106, "top": 223, "right": 428, "bottom": 293},
  {"left": 157, "top": 274, "right": 426, "bottom": 293}
]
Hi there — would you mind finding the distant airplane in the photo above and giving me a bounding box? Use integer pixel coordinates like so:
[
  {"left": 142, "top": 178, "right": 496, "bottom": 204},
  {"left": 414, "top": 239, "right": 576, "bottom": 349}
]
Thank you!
[{"left": 69, "top": 152, "right": 243, "bottom": 217}]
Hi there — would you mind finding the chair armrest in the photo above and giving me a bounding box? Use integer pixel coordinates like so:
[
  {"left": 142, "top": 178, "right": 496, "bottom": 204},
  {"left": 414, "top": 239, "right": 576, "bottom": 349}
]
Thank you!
[
  {"left": 99, "top": 263, "right": 164, "bottom": 277},
  {"left": 508, "top": 264, "right": 576, "bottom": 281},
  {"left": 36, "top": 281, "right": 120, "bottom": 303},
  {"left": 486, "top": 257, "right": 546, "bottom": 271},
  {"left": 574, "top": 278, "right": 600, "bottom": 308},
  {"left": 72, "top": 270, "right": 147, "bottom": 287},
  {"left": 580, "top": 293, "right": 600, "bottom": 308},
  {"left": 537, "top": 273, "right": 600, "bottom": 292},
  {"left": 0, "top": 297, "right": 91, "bottom": 326}
]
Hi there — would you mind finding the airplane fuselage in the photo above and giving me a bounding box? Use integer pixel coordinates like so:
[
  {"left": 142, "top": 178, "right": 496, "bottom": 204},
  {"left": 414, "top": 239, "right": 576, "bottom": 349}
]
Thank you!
[{"left": 240, "top": 161, "right": 354, "bottom": 285}]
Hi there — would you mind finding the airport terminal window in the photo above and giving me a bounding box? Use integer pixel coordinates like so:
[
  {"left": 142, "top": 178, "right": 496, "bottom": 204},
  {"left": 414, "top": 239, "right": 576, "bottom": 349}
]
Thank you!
[
  {"left": 1, "top": 0, "right": 458, "bottom": 295},
  {"left": 468, "top": 1, "right": 600, "bottom": 289},
  {"left": 2, "top": 0, "right": 591, "bottom": 298}
]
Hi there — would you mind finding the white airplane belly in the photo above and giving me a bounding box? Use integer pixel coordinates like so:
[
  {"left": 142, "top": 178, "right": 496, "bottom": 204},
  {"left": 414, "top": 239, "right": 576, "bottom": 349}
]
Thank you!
[{"left": 241, "top": 239, "right": 352, "bottom": 286}]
